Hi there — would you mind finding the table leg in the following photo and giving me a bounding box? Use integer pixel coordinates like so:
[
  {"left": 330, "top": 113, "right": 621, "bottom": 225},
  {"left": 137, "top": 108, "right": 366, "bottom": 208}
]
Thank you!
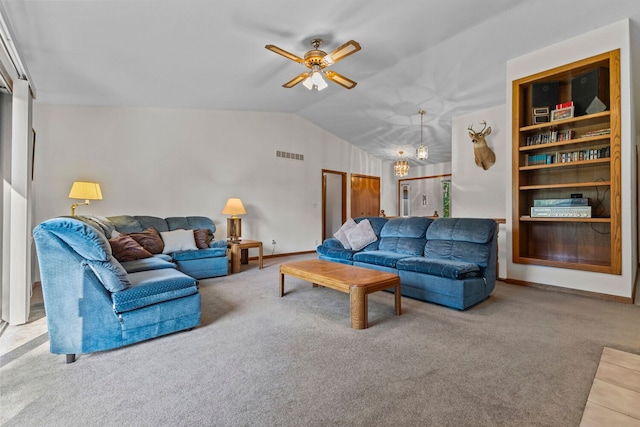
[
  {"left": 395, "top": 283, "right": 402, "bottom": 315},
  {"left": 231, "top": 245, "right": 241, "bottom": 274},
  {"left": 279, "top": 272, "right": 285, "bottom": 297},
  {"left": 350, "top": 286, "right": 368, "bottom": 329},
  {"left": 258, "top": 243, "right": 263, "bottom": 269}
]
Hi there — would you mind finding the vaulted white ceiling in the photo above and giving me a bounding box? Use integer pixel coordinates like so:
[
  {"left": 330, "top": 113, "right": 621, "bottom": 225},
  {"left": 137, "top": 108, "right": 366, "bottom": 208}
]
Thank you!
[{"left": 2, "top": 0, "right": 639, "bottom": 165}]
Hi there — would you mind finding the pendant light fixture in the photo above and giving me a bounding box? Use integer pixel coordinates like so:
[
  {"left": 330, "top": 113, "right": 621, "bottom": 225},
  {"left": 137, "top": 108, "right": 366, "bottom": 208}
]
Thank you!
[
  {"left": 415, "top": 109, "right": 428, "bottom": 160},
  {"left": 393, "top": 151, "right": 410, "bottom": 177}
]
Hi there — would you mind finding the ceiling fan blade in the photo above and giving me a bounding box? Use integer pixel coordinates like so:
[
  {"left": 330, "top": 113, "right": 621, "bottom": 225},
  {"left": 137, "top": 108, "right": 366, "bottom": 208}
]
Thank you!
[
  {"left": 324, "top": 40, "right": 361, "bottom": 65},
  {"left": 265, "top": 45, "right": 304, "bottom": 64},
  {"left": 325, "top": 71, "right": 357, "bottom": 89},
  {"left": 283, "top": 72, "right": 309, "bottom": 88}
]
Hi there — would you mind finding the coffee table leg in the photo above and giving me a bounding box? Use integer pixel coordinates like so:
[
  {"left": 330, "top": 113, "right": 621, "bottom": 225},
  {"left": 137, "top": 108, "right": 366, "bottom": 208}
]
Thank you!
[
  {"left": 395, "top": 283, "right": 402, "bottom": 315},
  {"left": 350, "top": 286, "right": 367, "bottom": 329},
  {"left": 279, "top": 272, "right": 285, "bottom": 297}
]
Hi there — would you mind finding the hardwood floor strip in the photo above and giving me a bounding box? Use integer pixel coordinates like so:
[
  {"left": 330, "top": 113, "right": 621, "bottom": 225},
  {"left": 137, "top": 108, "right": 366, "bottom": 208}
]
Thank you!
[{"left": 581, "top": 402, "right": 640, "bottom": 427}]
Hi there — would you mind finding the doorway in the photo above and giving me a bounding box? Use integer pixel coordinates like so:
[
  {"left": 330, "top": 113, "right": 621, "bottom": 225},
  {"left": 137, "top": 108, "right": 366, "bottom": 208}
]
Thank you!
[
  {"left": 351, "top": 174, "right": 380, "bottom": 218},
  {"left": 322, "top": 170, "right": 347, "bottom": 242}
]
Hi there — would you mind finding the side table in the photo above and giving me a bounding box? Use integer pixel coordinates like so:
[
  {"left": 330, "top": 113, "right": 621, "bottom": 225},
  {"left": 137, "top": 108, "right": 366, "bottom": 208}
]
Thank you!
[{"left": 228, "top": 239, "right": 263, "bottom": 274}]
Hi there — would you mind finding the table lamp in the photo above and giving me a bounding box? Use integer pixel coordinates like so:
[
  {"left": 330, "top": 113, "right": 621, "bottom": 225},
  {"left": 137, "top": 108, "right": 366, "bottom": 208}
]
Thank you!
[
  {"left": 68, "top": 181, "right": 103, "bottom": 216},
  {"left": 222, "top": 197, "right": 246, "bottom": 242}
]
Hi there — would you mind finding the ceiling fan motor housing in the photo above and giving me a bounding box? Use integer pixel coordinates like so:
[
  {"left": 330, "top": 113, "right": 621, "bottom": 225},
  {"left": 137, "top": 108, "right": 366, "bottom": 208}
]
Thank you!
[{"left": 304, "top": 49, "right": 328, "bottom": 68}]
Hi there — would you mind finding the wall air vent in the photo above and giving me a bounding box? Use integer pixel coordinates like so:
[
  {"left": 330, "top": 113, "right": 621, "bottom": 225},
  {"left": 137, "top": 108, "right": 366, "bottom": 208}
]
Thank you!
[{"left": 276, "top": 150, "right": 304, "bottom": 161}]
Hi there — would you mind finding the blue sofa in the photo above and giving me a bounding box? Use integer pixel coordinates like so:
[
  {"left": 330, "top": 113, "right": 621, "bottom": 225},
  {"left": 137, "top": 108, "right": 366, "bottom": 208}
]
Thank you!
[
  {"left": 32, "top": 215, "right": 227, "bottom": 363},
  {"left": 103, "top": 215, "right": 228, "bottom": 279},
  {"left": 317, "top": 217, "right": 497, "bottom": 310}
]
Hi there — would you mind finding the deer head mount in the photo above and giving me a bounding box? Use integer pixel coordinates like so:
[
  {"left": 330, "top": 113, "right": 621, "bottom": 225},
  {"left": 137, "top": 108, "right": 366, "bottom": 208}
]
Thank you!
[{"left": 468, "top": 121, "right": 496, "bottom": 170}]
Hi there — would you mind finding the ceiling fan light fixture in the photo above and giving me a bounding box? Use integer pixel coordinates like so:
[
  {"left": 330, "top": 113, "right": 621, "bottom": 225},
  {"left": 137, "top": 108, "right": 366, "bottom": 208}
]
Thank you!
[
  {"left": 265, "top": 39, "right": 361, "bottom": 90},
  {"left": 302, "top": 77, "right": 314, "bottom": 90},
  {"left": 394, "top": 151, "right": 410, "bottom": 177},
  {"left": 302, "top": 65, "right": 328, "bottom": 91},
  {"left": 415, "top": 109, "right": 429, "bottom": 160}
]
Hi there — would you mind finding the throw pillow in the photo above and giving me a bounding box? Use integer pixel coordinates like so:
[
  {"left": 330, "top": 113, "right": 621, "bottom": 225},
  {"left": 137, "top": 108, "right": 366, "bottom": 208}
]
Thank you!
[
  {"left": 128, "top": 227, "right": 164, "bottom": 254},
  {"left": 193, "top": 229, "right": 210, "bottom": 249},
  {"left": 333, "top": 218, "right": 357, "bottom": 249},
  {"left": 345, "top": 219, "right": 377, "bottom": 251},
  {"left": 108, "top": 234, "right": 153, "bottom": 262},
  {"left": 161, "top": 229, "right": 198, "bottom": 254}
]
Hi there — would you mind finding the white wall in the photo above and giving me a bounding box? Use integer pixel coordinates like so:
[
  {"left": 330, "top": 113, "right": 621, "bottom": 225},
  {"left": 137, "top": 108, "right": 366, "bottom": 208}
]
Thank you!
[
  {"left": 32, "top": 105, "right": 383, "bottom": 255},
  {"left": 506, "top": 19, "right": 637, "bottom": 299},
  {"left": 452, "top": 105, "right": 508, "bottom": 279},
  {"left": 451, "top": 105, "right": 507, "bottom": 218}
]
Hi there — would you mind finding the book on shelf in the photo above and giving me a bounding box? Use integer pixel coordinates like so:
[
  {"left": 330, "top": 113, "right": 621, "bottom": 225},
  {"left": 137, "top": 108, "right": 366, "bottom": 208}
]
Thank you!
[
  {"left": 525, "top": 129, "right": 574, "bottom": 146},
  {"left": 524, "top": 145, "right": 610, "bottom": 166},
  {"left": 555, "top": 101, "right": 573, "bottom": 110},
  {"left": 579, "top": 128, "right": 611, "bottom": 138}
]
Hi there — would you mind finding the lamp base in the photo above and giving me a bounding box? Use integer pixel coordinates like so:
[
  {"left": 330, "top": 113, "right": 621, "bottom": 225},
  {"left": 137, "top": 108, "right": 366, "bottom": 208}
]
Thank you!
[{"left": 227, "top": 217, "right": 242, "bottom": 242}]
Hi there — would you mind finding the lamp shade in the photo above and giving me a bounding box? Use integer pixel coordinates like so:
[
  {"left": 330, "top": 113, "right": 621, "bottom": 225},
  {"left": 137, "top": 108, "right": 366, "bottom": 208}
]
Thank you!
[
  {"left": 222, "top": 198, "right": 246, "bottom": 217},
  {"left": 68, "top": 181, "right": 103, "bottom": 200}
]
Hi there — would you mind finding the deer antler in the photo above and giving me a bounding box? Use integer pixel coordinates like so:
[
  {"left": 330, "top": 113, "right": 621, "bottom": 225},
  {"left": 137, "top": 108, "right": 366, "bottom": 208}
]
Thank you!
[{"left": 468, "top": 121, "right": 488, "bottom": 135}]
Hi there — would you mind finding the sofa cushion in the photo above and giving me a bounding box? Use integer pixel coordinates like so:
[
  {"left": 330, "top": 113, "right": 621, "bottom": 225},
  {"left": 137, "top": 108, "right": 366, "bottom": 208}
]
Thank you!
[
  {"left": 108, "top": 215, "right": 145, "bottom": 234},
  {"left": 83, "top": 256, "right": 131, "bottom": 292},
  {"left": 426, "top": 218, "right": 495, "bottom": 244},
  {"left": 424, "top": 218, "right": 496, "bottom": 267},
  {"left": 37, "top": 217, "right": 112, "bottom": 261},
  {"left": 346, "top": 219, "right": 378, "bottom": 251},
  {"left": 165, "top": 216, "right": 216, "bottom": 233},
  {"left": 128, "top": 227, "right": 164, "bottom": 254},
  {"left": 396, "top": 257, "right": 480, "bottom": 280},
  {"left": 333, "top": 218, "right": 357, "bottom": 249},
  {"left": 161, "top": 229, "right": 198, "bottom": 254},
  {"left": 134, "top": 216, "right": 169, "bottom": 233},
  {"left": 425, "top": 240, "right": 492, "bottom": 268},
  {"left": 209, "top": 240, "right": 228, "bottom": 249},
  {"left": 109, "top": 234, "right": 153, "bottom": 262},
  {"left": 172, "top": 247, "right": 227, "bottom": 261},
  {"left": 316, "top": 244, "right": 357, "bottom": 262},
  {"left": 352, "top": 250, "right": 411, "bottom": 268},
  {"left": 378, "top": 217, "right": 432, "bottom": 255},
  {"left": 120, "top": 256, "right": 176, "bottom": 273},
  {"left": 111, "top": 268, "right": 198, "bottom": 313}
]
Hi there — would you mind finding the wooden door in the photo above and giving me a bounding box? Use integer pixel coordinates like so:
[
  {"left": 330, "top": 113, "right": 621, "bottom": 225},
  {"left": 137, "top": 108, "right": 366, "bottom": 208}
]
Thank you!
[{"left": 351, "top": 174, "right": 380, "bottom": 218}]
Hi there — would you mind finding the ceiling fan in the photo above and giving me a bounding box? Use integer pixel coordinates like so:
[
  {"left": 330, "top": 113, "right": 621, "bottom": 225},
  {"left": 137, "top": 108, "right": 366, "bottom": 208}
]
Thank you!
[{"left": 265, "top": 38, "right": 361, "bottom": 91}]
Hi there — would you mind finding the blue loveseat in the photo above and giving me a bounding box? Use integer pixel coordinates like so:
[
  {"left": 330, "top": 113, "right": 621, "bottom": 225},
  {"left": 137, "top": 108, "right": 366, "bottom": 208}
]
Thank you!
[
  {"left": 32, "top": 215, "right": 228, "bottom": 363},
  {"left": 317, "top": 216, "right": 497, "bottom": 310}
]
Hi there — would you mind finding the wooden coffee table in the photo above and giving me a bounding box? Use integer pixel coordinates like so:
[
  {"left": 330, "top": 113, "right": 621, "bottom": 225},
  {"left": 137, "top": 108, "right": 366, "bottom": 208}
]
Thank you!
[{"left": 279, "top": 259, "right": 401, "bottom": 329}]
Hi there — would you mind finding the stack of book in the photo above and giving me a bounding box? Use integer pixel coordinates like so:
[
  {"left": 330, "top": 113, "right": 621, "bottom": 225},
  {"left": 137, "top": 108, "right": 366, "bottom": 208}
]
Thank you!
[
  {"left": 525, "top": 129, "right": 574, "bottom": 146},
  {"left": 525, "top": 145, "right": 610, "bottom": 165},
  {"left": 579, "top": 128, "right": 611, "bottom": 138}
]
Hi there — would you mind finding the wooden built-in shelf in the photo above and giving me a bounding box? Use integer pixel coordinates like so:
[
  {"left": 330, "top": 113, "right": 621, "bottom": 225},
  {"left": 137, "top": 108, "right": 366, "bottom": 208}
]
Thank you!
[
  {"left": 520, "top": 181, "right": 611, "bottom": 190},
  {"left": 519, "top": 216, "right": 611, "bottom": 223},
  {"left": 511, "top": 49, "right": 621, "bottom": 275}
]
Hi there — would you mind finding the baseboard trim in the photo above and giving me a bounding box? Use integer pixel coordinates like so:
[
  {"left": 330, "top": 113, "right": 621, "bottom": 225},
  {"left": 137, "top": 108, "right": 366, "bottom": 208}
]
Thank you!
[{"left": 503, "top": 278, "right": 634, "bottom": 304}]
